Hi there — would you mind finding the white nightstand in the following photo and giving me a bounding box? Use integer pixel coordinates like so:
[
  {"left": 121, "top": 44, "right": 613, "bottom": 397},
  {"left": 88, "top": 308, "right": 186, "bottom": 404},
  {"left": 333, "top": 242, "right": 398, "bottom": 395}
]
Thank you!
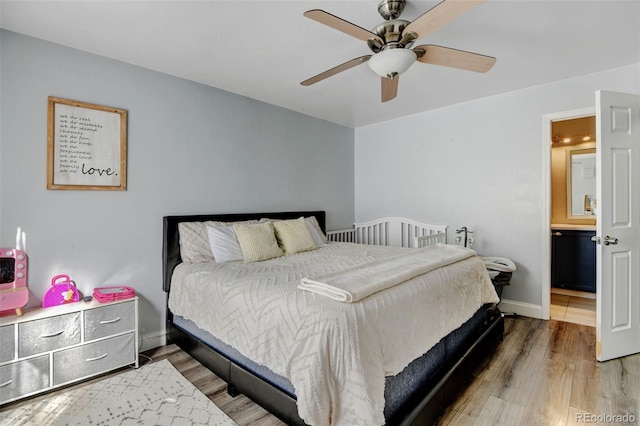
[{"left": 0, "top": 297, "right": 138, "bottom": 405}]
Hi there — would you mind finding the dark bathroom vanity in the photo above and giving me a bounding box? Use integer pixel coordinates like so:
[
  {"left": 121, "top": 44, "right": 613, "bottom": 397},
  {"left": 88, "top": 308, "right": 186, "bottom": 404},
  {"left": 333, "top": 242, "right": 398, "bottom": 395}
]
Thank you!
[{"left": 551, "top": 228, "right": 596, "bottom": 293}]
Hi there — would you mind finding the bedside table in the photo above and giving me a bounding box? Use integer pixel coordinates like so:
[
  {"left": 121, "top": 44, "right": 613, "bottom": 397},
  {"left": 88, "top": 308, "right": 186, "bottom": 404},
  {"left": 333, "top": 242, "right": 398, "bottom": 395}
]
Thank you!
[{"left": 0, "top": 297, "right": 138, "bottom": 405}]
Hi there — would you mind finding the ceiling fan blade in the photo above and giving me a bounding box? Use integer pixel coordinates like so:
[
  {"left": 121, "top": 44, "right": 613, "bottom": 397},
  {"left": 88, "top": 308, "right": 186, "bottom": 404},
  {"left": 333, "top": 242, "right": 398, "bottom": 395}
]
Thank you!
[
  {"left": 300, "top": 55, "right": 372, "bottom": 86},
  {"left": 304, "top": 10, "right": 383, "bottom": 43},
  {"left": 414, "top": 44, "right": 496, "bottom": 73},
  {"left": 404, "top": 0, "right": 486, "bottom": 40},
  {"left": 381, "top": 76, "right": 399, "bottom": 102}
]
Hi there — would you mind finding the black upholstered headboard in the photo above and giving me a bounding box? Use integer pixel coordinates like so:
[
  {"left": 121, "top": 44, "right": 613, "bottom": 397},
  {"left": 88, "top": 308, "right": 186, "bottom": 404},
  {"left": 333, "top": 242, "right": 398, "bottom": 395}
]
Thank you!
[{"left": 162, "top": 211, "right": 326, "bottom": 292}]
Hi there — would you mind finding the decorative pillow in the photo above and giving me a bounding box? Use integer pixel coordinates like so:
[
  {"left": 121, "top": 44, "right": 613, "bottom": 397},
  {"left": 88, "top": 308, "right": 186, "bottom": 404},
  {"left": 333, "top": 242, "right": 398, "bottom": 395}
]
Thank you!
[
  {"left": 305, "top": 217, "right": 326, "bottom": 247},
  {"left": 178, "top": 221, "right": 221, "bottom": 263},
  {"left": 306, "top": 216, "right": 327, "bottom": 244},
  {"left": 178, "top": 219, "right": 260, "bottom": 263},
  {"left": 233, "top": 222, "right": 284, "bottom": 262},
  {"left": 273, "top": 218, "right": 317, "bottom": 255},
  {"left": 206, "top": 225, "right": 244, "bottom": 263}
]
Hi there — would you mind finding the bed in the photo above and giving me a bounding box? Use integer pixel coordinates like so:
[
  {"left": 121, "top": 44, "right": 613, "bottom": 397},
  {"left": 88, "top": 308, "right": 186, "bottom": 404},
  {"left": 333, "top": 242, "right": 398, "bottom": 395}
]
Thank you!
[{"left": 162, "top": 211, "right": 504, "bottom": 425}]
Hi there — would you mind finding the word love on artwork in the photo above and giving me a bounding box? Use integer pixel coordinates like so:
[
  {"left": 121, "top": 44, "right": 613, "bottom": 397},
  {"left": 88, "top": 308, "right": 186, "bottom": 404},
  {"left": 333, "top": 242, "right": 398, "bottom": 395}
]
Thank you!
[
  {"left": 81, "top": 163, "right": 117, "bottom": 177},
  {"left": 48, "top": 97, "right": 127, "bottom": 191}
]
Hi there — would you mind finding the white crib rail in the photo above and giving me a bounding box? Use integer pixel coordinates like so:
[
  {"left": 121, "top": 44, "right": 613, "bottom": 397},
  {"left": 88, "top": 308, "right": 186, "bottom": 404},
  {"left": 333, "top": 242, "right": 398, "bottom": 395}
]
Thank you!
[
  {"left": 326, "top": 228, "right": 356, "bottom": 243},
  {"left": 415, "top": 232, "right": 446, "bottom": 247},
  {"left": 327, "top": 217, "right": 447, "bottom": 248}
]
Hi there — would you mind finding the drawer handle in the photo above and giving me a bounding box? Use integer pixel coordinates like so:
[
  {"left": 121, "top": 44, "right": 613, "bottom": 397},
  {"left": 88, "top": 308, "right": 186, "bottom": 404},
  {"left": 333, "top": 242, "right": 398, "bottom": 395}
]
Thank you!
[
  {"left": 99, "top": 317, "right": 121, "bottom": 325},
  {"left": 0, "top": 380, "right": 13, "bottom": 388},
  {"left": 40, "top": 330, "right": 64, "bottom": 338},
  {"left": 85, "top": 353, "right": 108, "bottom": 362}
]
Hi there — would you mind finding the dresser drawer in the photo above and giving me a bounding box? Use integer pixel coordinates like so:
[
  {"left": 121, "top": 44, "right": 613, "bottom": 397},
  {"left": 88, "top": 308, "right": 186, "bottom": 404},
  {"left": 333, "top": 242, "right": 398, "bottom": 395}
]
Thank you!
[
  {"left": 0, "top": 355, "right": 49, "bottom": 404},
  {"left": 0, "top": 325, "right": 15, "bottom": 363},
  {"left": 18, "top": 312, "right": 81, "bottom": 358},
  {"left": 53, "top": 333, "right": 135, "bottom": 385},
  {"left": 84, "top": 301, "right": 135, "bottom": 341}
]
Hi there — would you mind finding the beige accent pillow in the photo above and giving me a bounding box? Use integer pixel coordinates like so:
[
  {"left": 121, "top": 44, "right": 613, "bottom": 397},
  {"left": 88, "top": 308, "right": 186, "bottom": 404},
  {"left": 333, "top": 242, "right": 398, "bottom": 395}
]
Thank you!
[
  {"left": 178, "top": 219, "right": 260, "bottom": 262},
  {"left": 273, "top": 218, "right": 317, "bottom": 255},
  {"left": 233, "top": 222, "right": 284, "bottom": 262}
]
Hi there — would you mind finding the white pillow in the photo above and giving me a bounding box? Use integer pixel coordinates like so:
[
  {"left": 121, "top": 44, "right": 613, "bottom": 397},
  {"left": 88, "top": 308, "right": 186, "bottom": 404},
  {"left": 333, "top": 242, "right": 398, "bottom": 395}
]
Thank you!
[
  {"left": 206, "top": 225, "right": 243, "bottom": 263},
  {"left": 178, "top": 219, "right": 261, "bottom": 262},
  {"left": 233, "top": 222, "right": 284, "bottom": 262},
  {"left": 306, "top": 216, "right": 327, "bottom": 244},
  {"left": 305, "top": 217, "right": 326, "bottom": 247}
]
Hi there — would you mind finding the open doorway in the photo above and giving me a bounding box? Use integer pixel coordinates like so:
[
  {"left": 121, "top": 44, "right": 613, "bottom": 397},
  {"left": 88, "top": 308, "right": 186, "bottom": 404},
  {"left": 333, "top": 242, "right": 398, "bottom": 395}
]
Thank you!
[
  {"left": 542, "top": 108, "right": 596, "bottom": 327},
  {"left": 543, "top": 92, "right": 640, "bottom": 360},
  {"left": 549, "top": 116, "right": 597, "bottom": 327}
]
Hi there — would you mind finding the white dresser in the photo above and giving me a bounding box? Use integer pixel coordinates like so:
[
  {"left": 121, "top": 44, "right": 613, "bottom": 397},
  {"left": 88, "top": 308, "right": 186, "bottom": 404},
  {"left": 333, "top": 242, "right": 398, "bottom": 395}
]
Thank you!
[{"left": 0, "top": 297, "right": 138, "bottom": 405}]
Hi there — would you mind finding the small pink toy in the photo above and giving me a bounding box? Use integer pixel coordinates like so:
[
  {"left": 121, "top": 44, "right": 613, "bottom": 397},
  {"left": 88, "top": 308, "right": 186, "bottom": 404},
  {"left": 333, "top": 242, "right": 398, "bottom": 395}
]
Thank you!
[
  {"left": 93, "top": 286, "right": 135, "bottom": 303},
  {"left": 0, "top": 248, "right": 29, "bottom": 316},
  {"left": 43, "top": 275, "right": 80, "bottom": 307}
]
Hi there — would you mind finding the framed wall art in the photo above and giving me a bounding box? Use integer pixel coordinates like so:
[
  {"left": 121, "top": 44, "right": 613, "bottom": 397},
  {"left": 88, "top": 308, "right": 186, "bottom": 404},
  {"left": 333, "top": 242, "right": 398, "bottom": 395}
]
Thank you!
[{"left": 47, "top": 96, "right": 127, "bottom": 190}]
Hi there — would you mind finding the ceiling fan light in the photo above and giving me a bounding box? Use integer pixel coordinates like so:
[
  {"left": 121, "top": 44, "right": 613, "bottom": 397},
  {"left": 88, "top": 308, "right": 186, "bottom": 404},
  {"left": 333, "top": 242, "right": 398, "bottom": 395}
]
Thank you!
[{"left": 368, "top": 48, "right": 417, "bottom": 78}]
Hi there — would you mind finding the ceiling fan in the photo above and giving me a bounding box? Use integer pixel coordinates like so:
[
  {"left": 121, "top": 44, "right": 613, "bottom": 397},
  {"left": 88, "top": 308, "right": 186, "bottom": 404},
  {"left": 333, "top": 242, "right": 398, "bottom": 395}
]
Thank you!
[{"left": 300, "top": 0, "right": 496, "bottom": 102}]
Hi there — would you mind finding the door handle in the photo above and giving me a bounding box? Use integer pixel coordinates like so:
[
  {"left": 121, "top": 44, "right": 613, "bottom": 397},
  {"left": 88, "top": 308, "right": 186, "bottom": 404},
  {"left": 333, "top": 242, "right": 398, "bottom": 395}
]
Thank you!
[
  {"left": 552, "top": 232, "right": 562, "bottom": 236},
  {"left": 591, "top": 236, "right": 600, "bottom": 243},
  {"left": 603, "top": 235, "right": 618, "bottom": 245}
]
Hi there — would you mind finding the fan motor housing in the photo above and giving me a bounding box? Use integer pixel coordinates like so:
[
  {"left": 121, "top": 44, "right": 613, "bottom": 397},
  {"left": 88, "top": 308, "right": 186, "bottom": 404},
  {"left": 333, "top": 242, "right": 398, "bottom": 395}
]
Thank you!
[
  {"left": 372, "top": 19, "right": 410, "bottom": 42},
  {"left": 368, "top": 19, "right": 411, "bottom": 53}
]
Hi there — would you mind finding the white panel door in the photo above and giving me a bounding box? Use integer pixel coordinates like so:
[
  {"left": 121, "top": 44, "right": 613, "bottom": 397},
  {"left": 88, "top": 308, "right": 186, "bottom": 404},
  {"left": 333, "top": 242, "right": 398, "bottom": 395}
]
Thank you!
[{"left": 595, "top": 90, "right": 640, "bottom": 362}]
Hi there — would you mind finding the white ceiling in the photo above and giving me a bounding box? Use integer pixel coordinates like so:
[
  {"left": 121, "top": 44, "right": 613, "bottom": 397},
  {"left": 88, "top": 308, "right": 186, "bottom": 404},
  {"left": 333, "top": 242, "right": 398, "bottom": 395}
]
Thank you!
[{"left": 1, "top": 1, "right": 639, "bottom": 128}]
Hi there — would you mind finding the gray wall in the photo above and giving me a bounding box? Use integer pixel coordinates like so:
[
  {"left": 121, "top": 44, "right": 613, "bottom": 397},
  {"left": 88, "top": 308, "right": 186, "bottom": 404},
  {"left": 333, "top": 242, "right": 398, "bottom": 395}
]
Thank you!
[
  {"left": 0, "top": 30, "right": 354, "bottom": 348},
  {"left": 355, "top": 63, "right": 640, "bottom": 317}
]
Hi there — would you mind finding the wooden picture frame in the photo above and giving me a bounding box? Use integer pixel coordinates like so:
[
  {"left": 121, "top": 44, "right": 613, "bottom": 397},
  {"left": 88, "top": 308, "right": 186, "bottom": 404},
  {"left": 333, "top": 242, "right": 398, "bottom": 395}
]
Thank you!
[{"left": 47, "top": 97, "right": 127, "bottom": 190}]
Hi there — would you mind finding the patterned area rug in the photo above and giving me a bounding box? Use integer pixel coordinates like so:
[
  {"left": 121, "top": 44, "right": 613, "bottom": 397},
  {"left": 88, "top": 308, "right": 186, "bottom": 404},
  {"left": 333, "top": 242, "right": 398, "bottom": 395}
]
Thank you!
[{"left": 0, "top": 359, "right": 237, "bottom": 425}]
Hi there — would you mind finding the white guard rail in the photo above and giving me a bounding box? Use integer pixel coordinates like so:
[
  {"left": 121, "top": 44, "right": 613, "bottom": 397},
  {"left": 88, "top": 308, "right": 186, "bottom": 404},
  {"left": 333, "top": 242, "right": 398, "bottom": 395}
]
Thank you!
[{"left": 327, "top": 217, "right": 447, "bottom": 248}]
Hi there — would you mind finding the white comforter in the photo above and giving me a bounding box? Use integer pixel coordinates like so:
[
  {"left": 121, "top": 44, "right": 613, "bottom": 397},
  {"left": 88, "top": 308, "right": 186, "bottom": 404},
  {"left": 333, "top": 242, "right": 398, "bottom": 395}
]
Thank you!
[
  {"left": 168, "top": 243, "right": 499, "bottom": 426},
  {"left": 299, "top": 244, "right": 476, "bottom": 302}
]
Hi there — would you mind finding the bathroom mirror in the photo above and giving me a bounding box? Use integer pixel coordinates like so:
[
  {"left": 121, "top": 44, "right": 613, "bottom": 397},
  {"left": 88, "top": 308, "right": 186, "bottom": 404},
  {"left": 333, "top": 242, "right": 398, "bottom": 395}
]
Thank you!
[{"left": 567, "top": 148, "right": 596, "bottom": 218}]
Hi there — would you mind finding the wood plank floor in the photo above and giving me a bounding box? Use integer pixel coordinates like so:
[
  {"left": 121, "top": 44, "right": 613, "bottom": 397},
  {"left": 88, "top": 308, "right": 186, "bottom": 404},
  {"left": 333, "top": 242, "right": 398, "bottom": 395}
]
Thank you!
[
  {"left": 3, "top": 317, "right": 638, "bottom": 425},
  {"left": 148, "top": 317, "right": 639, "bottom": 425},
  {"left": 439, "top": 317, "right": 638, "bottom": 425},
  {"left": 550, "top": 291, "right": 596, "bottom": 327}
]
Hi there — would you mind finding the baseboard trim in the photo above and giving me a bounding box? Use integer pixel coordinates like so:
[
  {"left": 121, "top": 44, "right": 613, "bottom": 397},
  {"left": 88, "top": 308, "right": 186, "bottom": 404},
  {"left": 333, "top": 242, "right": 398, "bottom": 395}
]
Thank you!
[
  {"left": 498, "top": 299, "right": 544, "bottom": 319},
  {"left": 139, "top": 330, "right": 167, "bottom": 352}
]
